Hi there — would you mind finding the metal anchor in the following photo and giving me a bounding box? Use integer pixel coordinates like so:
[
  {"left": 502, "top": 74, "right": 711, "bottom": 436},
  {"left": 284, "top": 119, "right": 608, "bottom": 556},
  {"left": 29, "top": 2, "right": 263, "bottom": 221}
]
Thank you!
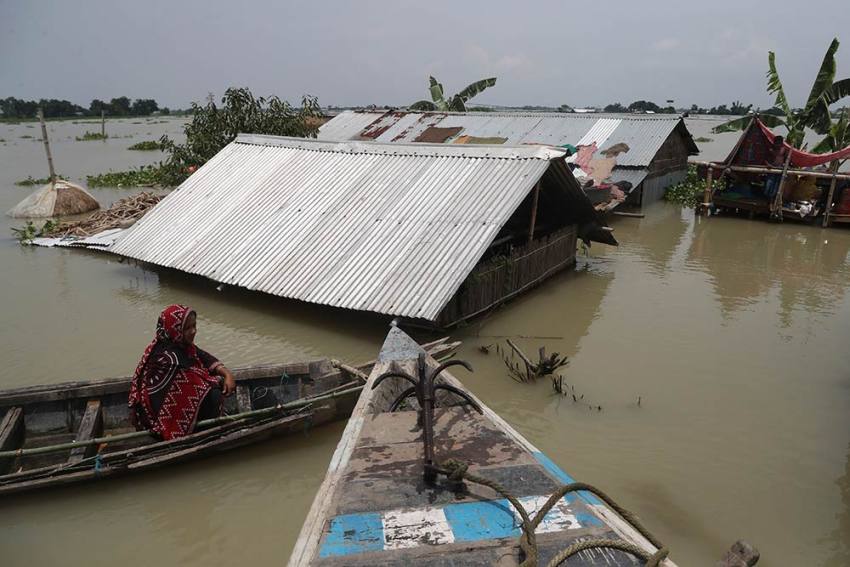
[{"left": 373, "top": 352, "right": 481, "bottom": 483}]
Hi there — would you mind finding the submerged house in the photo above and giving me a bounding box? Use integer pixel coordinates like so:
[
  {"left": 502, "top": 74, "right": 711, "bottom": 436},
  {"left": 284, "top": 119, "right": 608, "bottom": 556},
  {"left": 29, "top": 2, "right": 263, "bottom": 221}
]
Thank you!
[
  {"left": 109, "top": 135, "right": 614, "bottom": 327},
  {"left": 319, "top": 110, "right": 699, "bottom": 209},
  {"left": 705, "top": 117, "right": 850, "bottom": 225}
]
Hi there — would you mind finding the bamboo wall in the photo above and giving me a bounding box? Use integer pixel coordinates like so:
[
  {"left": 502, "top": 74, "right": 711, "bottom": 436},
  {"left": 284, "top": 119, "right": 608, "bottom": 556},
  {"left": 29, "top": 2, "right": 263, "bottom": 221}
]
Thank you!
[{"left": 436, "top": 225, "right": 578, "bottom": 327}]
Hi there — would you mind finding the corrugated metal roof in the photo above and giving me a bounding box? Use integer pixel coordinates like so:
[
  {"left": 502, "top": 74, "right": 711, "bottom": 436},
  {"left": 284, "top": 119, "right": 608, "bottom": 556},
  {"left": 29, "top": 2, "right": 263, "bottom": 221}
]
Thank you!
[
  {"left": 110, "top": 135, "right": 586, "bottom": 321},
  {"left": 318, "top": 111, "right": 698, "bottom": 167}
]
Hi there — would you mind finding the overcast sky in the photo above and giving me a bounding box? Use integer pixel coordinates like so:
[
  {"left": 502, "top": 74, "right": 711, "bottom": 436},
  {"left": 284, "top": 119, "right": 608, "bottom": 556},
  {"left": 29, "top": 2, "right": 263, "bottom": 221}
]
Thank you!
[{"left": 1, "top": 1, "right": 847, "bottom": 110}]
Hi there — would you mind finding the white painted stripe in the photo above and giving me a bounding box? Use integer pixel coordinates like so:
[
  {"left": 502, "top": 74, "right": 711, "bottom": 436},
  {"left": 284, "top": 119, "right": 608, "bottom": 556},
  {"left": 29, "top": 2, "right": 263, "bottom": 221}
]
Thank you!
[
  {"left": 515, "top": 496, "right": 582, "bottom": 534},
  {"left": 382, "top": 507, "right": 455, "bottom": 549}
]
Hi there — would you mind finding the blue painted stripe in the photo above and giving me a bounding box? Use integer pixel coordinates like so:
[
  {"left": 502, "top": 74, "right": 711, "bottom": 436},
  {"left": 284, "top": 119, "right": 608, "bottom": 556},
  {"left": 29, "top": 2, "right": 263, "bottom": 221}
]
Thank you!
[
  {"left": 532, "top": 450, "right": 603, "bottom": 506},
  {"left": 319, "top": 512, "right": 384, "bottom": 558},
  {"left": 443, "top": 498, "right": 520, "bottom": 541}
]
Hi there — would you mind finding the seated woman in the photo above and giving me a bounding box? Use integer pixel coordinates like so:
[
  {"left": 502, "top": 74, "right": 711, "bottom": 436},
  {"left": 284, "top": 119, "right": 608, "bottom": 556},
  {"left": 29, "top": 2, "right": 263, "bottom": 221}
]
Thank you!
[{"left": 128, "top": 304, "right": 236, "bottom": 440}]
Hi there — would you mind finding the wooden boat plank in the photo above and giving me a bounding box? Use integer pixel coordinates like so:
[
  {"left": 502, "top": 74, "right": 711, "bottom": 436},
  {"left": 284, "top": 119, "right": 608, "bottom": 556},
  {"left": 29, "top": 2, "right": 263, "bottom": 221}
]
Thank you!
[
  {"left": 290, "top": 327, "right": 673, "bottom": 566},
  {"left": 0, "top": 407, "right": 24, "bottom": 474},
  {"left": 235, "top": 384, "right": 252, "bottom": 414},
  {"left": 68, "top": 400, "right": 103, "bottom": 464}
]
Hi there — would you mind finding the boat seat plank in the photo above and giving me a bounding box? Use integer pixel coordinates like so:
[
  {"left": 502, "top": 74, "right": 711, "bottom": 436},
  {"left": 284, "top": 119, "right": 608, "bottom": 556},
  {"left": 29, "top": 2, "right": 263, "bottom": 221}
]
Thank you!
[
  {"left": 0, "top": 407, "right": 25, "bottom": 474},
  {"left": 236, "top": 385, "right": 252, "bottom": 414},
  {"left": 68, "top": 400, "right": 103, "bottom": 464}
]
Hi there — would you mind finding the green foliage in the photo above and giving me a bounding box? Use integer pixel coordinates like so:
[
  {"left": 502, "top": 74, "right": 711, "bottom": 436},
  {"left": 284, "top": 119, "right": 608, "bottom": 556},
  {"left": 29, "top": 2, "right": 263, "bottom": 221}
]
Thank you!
[
  {"left": 410, "top": 76, "right": 497, "bottom": 112},
  {"left": 127, "top": 140, "right": 162, "bottom": 151},
  {"left": 130, "top": 98, "right": 158, "bottom": 116},
  {"left": 156, "top": 87, "right": 321, "bottom": 186},
  {"left": 11, "top": 219, "right": 58, "bottom": 244},
  {"left": 14, "top": 175, "right": 64, "bottom": 186},
  {"left": 694, "top": 137, "right": 713, "bottom": 143},
  {"left": 75, "top": 131, "right": 108, "bottom": 141},
  {"left": 713, "top": 38, "right": 849, "bottom": 148},
  {"left": 86, "top": 166, "right": 160, "bottom": 188},
  {"left": 19, "top": 134, "right": 32, "bottom": 139},
  {"left": 664, "top": 165, "right": 703, "bottom": 207},
  {"left": 0, "top": 96, "right": 163, "bottom": 119},
  {"left": 604, "top": 103, "right": 628, "bottom": 113}
]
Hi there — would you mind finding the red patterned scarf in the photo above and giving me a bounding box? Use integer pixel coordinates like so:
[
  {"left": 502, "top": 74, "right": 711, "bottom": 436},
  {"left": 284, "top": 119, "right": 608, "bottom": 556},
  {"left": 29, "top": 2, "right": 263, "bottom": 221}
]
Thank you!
[{"left": 128, "top": 304, "right": 221, "bottom": 439}]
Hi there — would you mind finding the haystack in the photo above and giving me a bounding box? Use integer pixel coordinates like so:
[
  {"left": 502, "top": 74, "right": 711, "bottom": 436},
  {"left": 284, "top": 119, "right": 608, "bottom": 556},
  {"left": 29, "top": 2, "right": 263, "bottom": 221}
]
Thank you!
[{"left": 7, "top": 179, "right": 100, "bottom": 218}]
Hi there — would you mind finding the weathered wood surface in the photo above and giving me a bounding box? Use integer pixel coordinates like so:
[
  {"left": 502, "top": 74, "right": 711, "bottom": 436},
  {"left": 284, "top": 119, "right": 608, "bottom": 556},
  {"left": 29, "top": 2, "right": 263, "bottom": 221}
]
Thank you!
[
  {"left": 0, "top": 407, "right": 24, "bottom": 474},
  {"left": 289, "top": 326, "right": 675, "bottom": 566},
  {"left": 67, "top": 400, "right": 103, "bottom": 464}
]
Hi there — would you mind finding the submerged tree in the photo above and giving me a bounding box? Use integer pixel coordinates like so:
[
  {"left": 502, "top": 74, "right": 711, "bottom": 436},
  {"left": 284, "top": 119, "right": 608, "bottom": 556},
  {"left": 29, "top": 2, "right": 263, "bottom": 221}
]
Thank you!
[
  {"left": 409, "top": 76, "right": 497, "bottom": 112},
  {"left": 157, "top": 87, "right": 321, "bottom": 186},
  {"left": 713, "top": 38, "right": 850, "bottom": 149}
]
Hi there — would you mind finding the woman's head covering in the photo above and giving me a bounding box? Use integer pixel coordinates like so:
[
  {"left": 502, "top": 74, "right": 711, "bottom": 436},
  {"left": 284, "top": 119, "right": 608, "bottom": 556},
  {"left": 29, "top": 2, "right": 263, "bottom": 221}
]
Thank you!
[{"left": 156, "top": 304, "right": 194, "bottom": 344}]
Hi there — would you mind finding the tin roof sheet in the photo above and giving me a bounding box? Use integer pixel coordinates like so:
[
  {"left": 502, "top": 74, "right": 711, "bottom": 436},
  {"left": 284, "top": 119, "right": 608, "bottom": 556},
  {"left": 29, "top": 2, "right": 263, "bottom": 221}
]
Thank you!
[
  {"left": 110, "top": 135, "right": 587, "bottom": 321},
  {"left": 319, "top": 111, "right": 698, "bottom": 167}
]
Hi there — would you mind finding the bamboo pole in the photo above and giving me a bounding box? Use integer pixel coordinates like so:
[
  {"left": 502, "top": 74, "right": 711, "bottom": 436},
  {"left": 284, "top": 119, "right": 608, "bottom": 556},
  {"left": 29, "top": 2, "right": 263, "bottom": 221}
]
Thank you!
[
  {"left": 37, "top": 108, "right": 56, "bottom": 182},
  {"left": 0, "top": 384, "right": 365, "bottom": 460},
  {"left": 701, "top": 166, "right": 714, "bottom": 215},
  {"left": 528, "top": 181, "right": 540, "bottom": 245},
  {"left": 822, "top": 161, "right": 840, "bottom": 228},
  {"left": 771, "top": 151, "right": 793, "bottom": 220},
  {"left": 690, "top": 161, "right": 850, "bottom": 182},
  {"left": 101, "top": 109, "right": 105, "bottom": 138}
]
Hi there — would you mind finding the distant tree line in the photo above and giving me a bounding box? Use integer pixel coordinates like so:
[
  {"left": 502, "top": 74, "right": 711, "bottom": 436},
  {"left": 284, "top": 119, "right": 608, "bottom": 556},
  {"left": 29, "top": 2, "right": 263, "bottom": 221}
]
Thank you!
[{"left": 0, "top": 96, "right": 171, "bottom": 119}]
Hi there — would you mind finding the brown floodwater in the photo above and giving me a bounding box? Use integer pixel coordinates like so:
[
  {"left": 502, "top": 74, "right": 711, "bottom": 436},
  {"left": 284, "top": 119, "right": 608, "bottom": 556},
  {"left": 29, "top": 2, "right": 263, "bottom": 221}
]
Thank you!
[{"left": 1, "top": 117, "right": 850, "bottom": 566}]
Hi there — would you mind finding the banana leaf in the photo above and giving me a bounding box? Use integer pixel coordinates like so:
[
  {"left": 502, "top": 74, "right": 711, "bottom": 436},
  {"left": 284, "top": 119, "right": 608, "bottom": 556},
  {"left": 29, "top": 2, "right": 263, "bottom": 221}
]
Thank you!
[
  {"left": 825, "top": 78, "right": 850, "bottom": 106},
  {"left": 800, "top": 39, "right": 840, "bottom": 135},
  {"left": 766, "top": 51, "right": 793, "bottom": 120},
  {"left": 454, "top": 77, "right": 497, "bottom": 104},
  {"left": 410, "top": 100, "right": 437, "bottom": 111},
  {"left": 812, "top": 110, "right": 849, "bottom": 154},
  {"left": 429, "top": 76, "right": 446, "bottom": 109}
]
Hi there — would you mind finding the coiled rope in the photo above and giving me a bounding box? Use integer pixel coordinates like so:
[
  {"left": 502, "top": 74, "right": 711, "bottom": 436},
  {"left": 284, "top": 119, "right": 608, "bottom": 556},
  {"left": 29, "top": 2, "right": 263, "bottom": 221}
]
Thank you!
[{"left": 439, "top": 459, "right": 669, "bottom": 567}]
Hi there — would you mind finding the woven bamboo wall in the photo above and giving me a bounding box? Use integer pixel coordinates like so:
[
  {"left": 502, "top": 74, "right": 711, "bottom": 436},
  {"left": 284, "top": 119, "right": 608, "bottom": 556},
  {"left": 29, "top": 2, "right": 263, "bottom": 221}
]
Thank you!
[{"left": 437, "top": 225, "right": 578, "bottom": 327}]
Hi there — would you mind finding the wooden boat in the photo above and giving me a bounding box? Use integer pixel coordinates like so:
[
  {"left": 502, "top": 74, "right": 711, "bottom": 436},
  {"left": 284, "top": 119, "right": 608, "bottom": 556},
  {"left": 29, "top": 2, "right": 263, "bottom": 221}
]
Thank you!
[
  {"left": 0, "top": 338, "right": 459, "bottom": 496},
  {"left": 290, "top": 325, "right": 675, "bottom": 566}
]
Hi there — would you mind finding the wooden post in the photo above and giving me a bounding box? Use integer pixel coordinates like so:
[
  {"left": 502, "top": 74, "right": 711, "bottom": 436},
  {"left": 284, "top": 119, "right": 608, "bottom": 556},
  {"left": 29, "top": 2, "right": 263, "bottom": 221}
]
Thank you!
[
  {"left": 101, "top": 109, "right": 105, "bottom": 138},
  {"left": 771, "top": 151, "right": 792, "bottom": 220},
  {"left": 528, "top": 181, "right": 540, "bottom": 245},
  {"left": 701, "top": 166, "right": 714, "bottom": 215},
  {"left": 37, "top": 108, "right": 56, "bottom": 182},
  {"left": 822, "top": 161, "right": 840, "bottom": 228}
]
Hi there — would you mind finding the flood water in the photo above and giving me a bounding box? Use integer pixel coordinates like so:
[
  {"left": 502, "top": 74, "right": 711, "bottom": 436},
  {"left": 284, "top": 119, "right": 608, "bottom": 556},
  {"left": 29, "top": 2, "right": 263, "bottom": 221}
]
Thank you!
[{"left": 1, "top": 116, "right": 850, "bottom": 566}]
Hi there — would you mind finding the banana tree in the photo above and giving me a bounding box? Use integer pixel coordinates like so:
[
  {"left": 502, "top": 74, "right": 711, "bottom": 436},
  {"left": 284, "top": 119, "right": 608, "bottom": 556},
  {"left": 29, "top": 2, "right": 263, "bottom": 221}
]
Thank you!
[
  {"left": 811, "top": 108, "right": 849, "bottom": 159},
  {"left": 713, "top": 38, "right": 850, "bottom": 149},
  {"left": 410, "top": 76, "right": 497, "bottom": 112}
]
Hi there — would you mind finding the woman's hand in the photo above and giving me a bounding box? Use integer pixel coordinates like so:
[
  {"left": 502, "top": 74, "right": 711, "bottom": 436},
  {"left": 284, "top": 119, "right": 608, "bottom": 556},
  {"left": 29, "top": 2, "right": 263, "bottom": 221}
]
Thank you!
[{"left": 220, "top": 366, "right": 237, "bottom": 396}]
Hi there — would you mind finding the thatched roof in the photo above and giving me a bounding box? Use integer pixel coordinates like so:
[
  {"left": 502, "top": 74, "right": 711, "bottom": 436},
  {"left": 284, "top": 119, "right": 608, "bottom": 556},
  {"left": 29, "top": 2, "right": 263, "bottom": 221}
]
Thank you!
[{"left": 7, "top": 179, "right": 100, "bottom": 218}]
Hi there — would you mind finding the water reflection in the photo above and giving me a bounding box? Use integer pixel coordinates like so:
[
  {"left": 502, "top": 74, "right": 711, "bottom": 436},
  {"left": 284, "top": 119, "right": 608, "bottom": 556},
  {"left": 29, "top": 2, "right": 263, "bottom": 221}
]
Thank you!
[
  {"left": 687, "top": 217, "right": 850, "bottom": 324},
  {"left": 824, "top": 444, "right": 850, "bottom": 566},
  {"left": 613, "top": 204, "right": 691, "bottom": 276}
]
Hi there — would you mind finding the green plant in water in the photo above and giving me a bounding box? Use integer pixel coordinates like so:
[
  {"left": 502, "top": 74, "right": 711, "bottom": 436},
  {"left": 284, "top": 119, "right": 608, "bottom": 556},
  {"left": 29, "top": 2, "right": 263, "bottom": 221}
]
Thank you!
[
  {"left": 86, "top": 165, "right": 161, "bottom": 187},
  {"left": 14, "top": 174, "right": 65, "bottom": 186},
  {"left": 19, "top": 135, "right": 32, "bottom": 139},
  {"left": 664, "top": 164, "right": 703, "bottom": 207},
  {"left": 76, "top": 131, "right": 108, "bottom": 141},
  {"left": 127, "top": 140, "right": 162, "bottom": 151},
  {"left": 694, "top": 136, "right": 714, "bottom": 143},
  {"left": 11, "top": 219, "right": 58, "bottom": 244}
]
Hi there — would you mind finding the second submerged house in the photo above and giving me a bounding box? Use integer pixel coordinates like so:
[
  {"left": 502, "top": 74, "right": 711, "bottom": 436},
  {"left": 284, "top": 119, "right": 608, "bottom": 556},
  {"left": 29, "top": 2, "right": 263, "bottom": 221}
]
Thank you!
[
  {"left": 109, "top": 135, "right": 615, "bottom": 327},
  {"left": 319, "top": 110, "right": 700, "bottom": 209}
]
